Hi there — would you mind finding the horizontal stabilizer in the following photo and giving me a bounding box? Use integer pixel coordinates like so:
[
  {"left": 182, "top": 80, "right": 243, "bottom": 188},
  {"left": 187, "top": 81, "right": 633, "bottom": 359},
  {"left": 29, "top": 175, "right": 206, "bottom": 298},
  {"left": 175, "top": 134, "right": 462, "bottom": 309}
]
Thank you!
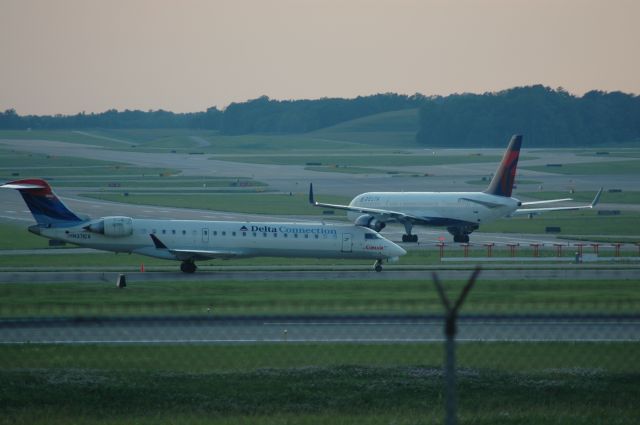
[
  {"left": 520, "top": 198, "right": 573, "bottom": 206},
  {"left": 512, "top": 188, "right": 603, "bottom": 216}
]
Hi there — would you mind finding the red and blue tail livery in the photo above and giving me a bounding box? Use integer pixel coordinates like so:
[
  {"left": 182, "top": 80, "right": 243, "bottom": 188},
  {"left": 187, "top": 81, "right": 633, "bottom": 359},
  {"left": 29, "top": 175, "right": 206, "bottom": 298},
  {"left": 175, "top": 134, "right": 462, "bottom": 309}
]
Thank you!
[
  {"left": 485, "top": 134, "right": 522, "bottom": 197},
  {"left": 0, "top": 179, "right": 84, "bottom": 227}
]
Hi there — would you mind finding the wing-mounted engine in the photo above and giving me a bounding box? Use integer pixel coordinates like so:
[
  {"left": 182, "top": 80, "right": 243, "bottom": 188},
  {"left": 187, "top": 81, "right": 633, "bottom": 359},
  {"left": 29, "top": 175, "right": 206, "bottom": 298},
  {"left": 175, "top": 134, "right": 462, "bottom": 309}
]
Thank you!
[
  {"left": 84, "top": 216, "right": 134, "bottom": 237},
  {"left": 355, "top": 214, "right": 386, "bottom": 232}
]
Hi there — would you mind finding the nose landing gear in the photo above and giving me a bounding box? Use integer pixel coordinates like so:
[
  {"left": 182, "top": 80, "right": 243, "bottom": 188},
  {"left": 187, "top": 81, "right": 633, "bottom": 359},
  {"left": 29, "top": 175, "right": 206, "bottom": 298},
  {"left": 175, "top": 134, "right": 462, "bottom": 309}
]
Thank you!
[{"left": 373, "top": 259, "right": 383, "bottom": 272}]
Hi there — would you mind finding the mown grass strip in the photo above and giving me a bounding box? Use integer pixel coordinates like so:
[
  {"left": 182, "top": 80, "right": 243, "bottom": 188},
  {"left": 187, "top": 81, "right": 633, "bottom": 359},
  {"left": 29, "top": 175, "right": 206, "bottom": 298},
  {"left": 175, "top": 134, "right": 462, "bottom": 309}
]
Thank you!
[
  {"left": 1, "top": 279, "right": 638, "bottom": 317},
  {"left": 0, "top": 343, "right": 638, "bottom": 424}
]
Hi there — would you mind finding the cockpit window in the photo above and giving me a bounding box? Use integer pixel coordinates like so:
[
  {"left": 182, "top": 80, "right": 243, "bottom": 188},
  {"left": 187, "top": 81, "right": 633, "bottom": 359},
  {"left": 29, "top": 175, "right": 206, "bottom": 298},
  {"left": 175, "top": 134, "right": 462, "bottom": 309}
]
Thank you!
[{"left": 365, "top": 233, "right": 380, "bottom": 240}]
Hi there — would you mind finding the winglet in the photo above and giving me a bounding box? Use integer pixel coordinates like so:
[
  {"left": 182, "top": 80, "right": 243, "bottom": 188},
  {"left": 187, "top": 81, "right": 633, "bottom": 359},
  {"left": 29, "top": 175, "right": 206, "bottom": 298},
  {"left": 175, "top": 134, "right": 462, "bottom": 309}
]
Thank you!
[
  {"left": 309, "top": 183, "right": 316, "bottom": 205},
  {"left": 591, "top": 188, "right": 603, "bottom": 208},
  {"left": 150, "top": 234, "right": 168, "bottom": 249}
]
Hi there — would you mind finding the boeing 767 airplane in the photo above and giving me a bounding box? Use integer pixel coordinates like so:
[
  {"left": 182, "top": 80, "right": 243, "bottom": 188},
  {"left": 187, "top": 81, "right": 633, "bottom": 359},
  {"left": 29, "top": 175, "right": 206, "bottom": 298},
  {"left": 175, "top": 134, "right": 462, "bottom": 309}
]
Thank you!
[
  {"left": 310, "top": 135, "right": 602, "bottom": 243},
  {"left": 2, "top": 179, "right": 405, "bottom": 272}
]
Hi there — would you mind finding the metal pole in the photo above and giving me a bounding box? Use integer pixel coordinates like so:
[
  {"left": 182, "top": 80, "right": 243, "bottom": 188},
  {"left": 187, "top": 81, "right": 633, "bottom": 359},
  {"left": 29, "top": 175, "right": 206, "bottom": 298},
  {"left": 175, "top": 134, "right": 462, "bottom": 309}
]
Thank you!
[{"left": 433, "top": 267, "right": 481, "bottom": 425}]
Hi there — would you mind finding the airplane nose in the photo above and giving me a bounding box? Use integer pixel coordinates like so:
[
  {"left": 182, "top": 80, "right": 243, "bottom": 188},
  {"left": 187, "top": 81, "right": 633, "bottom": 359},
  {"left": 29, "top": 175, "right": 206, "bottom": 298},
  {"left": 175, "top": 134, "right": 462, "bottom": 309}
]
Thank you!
[{"left": 388, "top": 242, "right": 407, "bottom": 257}]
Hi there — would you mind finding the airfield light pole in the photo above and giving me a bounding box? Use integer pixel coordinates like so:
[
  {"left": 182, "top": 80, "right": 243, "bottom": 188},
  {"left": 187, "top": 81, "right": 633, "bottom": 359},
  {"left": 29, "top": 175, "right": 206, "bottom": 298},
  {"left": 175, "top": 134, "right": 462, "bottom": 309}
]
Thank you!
[
  {"left": 530, "top": 243, "right": 541, "bottom": 257},
  {"left": 612, "top": 243, "right": 623, "bottom": 257},
  {"left": 432, "top": 266, "right": 481, "bottom": 425},
  {"left": 554, "top": 243, "right": 564, "bottom": 257}
]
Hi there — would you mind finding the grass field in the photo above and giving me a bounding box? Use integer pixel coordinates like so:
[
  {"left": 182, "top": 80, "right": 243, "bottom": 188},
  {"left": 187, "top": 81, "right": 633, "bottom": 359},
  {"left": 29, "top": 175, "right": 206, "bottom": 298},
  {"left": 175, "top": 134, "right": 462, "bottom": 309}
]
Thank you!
[
  {"left": 41, "top": 176, "right": 266, "bottom": 189},
  {"left": 0, "top": 222, "right": 52, "bottom": 250},
  {"left": 0, "top": 342, "right": 638, "bottom": 424},
  {"left": 0, "top": 148, "right": 123, "bottom": 168},
  {"left": 0, "top": 129, "right": 416, "bottom": 153},
  {"left": 305, "top": 165, "right": 398, "bottom": 174},
  {"left": 480, "top": 210, "right": 640, "bottom": 237},
  {"left": 212, "top": 153, "right": 502, "bottom": 167},
  {"left": 523, "top": 159, "right": 640, "bottom": 175},
  {"left": 82, "top": 192, "right": 351, "bottom": 216},
  {"left": 0, "top": 147, "right": 179, "bottom": 178},
  {"left": 1, "top": 278, "right": 638, "bottom": 317}
]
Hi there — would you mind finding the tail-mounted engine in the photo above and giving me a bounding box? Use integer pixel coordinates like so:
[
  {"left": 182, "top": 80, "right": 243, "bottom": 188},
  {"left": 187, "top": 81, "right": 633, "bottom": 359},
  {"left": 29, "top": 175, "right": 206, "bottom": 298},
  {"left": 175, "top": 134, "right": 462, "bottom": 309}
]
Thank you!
[{"left": 84, "top": 216, "right": 134, "bottom": 237}]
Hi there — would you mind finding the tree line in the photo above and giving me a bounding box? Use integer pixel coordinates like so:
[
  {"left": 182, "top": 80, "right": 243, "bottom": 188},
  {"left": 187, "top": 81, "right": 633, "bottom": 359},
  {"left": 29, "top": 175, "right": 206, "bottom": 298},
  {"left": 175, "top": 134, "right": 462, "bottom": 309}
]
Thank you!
[
  {"left": 1, "top": 86, "right": 638, "bottom": 146},
  {"left": 416, "top": 85, "right": 640, "bottom": 147},
  {"left": 0, "top": 93, "right": 421, "bottom": 134}
]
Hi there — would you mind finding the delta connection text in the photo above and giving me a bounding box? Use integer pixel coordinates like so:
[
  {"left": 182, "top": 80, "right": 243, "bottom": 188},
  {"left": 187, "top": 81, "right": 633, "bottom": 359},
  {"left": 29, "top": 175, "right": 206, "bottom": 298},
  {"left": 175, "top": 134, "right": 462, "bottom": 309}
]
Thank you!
[{"left": 244, "top": 225, "right": 338, "bottom": 237}]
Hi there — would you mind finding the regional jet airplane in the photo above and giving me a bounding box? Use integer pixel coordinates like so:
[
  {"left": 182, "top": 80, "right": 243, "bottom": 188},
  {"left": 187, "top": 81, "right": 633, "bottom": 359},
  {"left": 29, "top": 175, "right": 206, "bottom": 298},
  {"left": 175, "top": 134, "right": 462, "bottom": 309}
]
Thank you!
[
  {"left": 310, "top": 135, "right": 602, "bottom": 243},
  {"left": 1, "top": 179, "right": 405, "bottom": 272}
]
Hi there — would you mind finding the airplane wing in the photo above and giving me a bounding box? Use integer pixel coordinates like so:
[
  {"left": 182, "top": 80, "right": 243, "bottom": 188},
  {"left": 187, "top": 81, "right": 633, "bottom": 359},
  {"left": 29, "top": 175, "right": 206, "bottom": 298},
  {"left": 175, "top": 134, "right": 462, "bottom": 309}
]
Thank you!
[
  {"left": 308, "top": 183, "right": 433, "bottom": 226},
  {"left": 150, "top": 234, "right": 246, "bottom": 260},
  {"left": 512, "top": 188, "right": 602, "bottom": 217}
]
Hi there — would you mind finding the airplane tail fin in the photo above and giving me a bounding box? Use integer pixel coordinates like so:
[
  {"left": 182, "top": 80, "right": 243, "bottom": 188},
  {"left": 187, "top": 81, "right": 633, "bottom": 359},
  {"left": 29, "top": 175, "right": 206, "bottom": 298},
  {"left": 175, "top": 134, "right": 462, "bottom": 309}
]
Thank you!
[
  {"left": 485, "top": 134, "right": 522, "bottom": 197},
  {"left": 0, "top": 179, "right": 85, "bottom": 227}
]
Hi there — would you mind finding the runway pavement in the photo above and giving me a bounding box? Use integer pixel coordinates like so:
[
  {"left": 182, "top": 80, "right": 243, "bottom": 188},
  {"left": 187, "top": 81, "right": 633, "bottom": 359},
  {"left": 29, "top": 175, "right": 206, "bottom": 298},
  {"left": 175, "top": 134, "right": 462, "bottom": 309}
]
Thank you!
[
  {"left": 1, "top": 314, "right": 638, "bottom": 344},
  {"left": 1, "top": 267, "right": 638, "bottom": 284}
]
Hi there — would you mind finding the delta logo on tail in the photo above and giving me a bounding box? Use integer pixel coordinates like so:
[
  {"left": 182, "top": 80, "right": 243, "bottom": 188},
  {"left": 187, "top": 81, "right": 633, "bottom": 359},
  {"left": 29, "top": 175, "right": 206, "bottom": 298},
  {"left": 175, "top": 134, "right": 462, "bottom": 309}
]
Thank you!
[
  {"left": 1, "top": 178, "right": 83, "bottom": 226},
  {"left": 484, "top": 134, "right": 522, "bottom": 198}
]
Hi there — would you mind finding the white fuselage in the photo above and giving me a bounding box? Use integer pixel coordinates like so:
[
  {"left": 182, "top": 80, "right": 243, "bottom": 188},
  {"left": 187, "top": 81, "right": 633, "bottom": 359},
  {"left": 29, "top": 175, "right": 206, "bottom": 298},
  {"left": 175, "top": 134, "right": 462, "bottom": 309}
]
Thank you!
[
  {"left": 36, "top": 219, "right": 404, "bottom": 261},
  {"left": 347, "top": 192, "right": 520, "bottom": 227}
]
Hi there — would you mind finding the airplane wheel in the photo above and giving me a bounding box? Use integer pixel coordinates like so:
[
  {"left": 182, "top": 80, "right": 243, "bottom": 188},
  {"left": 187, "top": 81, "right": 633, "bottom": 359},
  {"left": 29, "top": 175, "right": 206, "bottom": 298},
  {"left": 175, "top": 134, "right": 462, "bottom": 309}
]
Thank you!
[
  {"left": 374, "top": 260, "right": 383, "bottom": 272},
  {"left": 180, "top": 261, "right": 197, "bottom": 273},
  {"left": 411, "top": 234, "right": 418, "bottom": 243},
  {"left": 402, "top": 234, "right": 418, "bottom": 243},
  {"left": 463, "top": 235, "right": 470, "bottom": 243}
]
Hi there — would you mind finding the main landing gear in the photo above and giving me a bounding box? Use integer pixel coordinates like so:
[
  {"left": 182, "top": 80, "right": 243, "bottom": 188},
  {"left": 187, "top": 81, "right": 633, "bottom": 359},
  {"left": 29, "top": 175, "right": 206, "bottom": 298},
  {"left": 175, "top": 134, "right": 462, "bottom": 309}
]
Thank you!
[
  {"left": 401, "top": 222, "right": 418, "bottom": 243},
  {"left": 447, "top": 225, "right": 477, "bottom": 244},
  {"left": 180, "top": 260, "right": 197, "bottom": 273},
  {"left": 402, "top": 234, "right": 418, "bottom": 243},
  {"left": 373, "top": 259, "right": 383, "bottom": 272}
]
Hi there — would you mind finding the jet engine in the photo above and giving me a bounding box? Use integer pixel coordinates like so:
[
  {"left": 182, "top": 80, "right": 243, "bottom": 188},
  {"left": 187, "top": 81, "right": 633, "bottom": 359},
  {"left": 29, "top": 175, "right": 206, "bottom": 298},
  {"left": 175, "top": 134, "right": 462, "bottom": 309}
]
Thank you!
[
  {"left": 85, "top": 216, "right": 134, "bottom": 237},
  {"left": 355, "top": 214, "right": 386, "bottom": 232}
]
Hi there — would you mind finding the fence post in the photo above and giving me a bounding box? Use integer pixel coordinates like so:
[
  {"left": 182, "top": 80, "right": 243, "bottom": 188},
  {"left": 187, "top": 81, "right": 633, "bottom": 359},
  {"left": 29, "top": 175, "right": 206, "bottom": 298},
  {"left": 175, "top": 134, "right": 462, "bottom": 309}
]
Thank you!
[{"left": 432, "top": 266, "right": 481, "bottom": 425}]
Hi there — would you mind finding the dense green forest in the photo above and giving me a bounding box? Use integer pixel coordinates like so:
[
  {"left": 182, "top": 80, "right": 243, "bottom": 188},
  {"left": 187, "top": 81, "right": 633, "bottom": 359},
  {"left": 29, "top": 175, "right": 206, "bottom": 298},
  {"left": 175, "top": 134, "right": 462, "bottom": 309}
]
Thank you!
[
  {"left": 1, "top": 86, "right": 638, "bottom": 146},
  {"left": 0, "top": 93, "right": 421, "bottom": 134},
  {"left": 417, "top": 85, "right": 640, "bottom": 147}
]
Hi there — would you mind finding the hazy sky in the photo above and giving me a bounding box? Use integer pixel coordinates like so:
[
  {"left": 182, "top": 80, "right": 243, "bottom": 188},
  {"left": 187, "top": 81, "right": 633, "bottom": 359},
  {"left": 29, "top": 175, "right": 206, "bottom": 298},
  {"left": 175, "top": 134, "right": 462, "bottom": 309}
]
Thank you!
[{"left": 1, "top": 0, "right": 639, "bottom": 115}]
